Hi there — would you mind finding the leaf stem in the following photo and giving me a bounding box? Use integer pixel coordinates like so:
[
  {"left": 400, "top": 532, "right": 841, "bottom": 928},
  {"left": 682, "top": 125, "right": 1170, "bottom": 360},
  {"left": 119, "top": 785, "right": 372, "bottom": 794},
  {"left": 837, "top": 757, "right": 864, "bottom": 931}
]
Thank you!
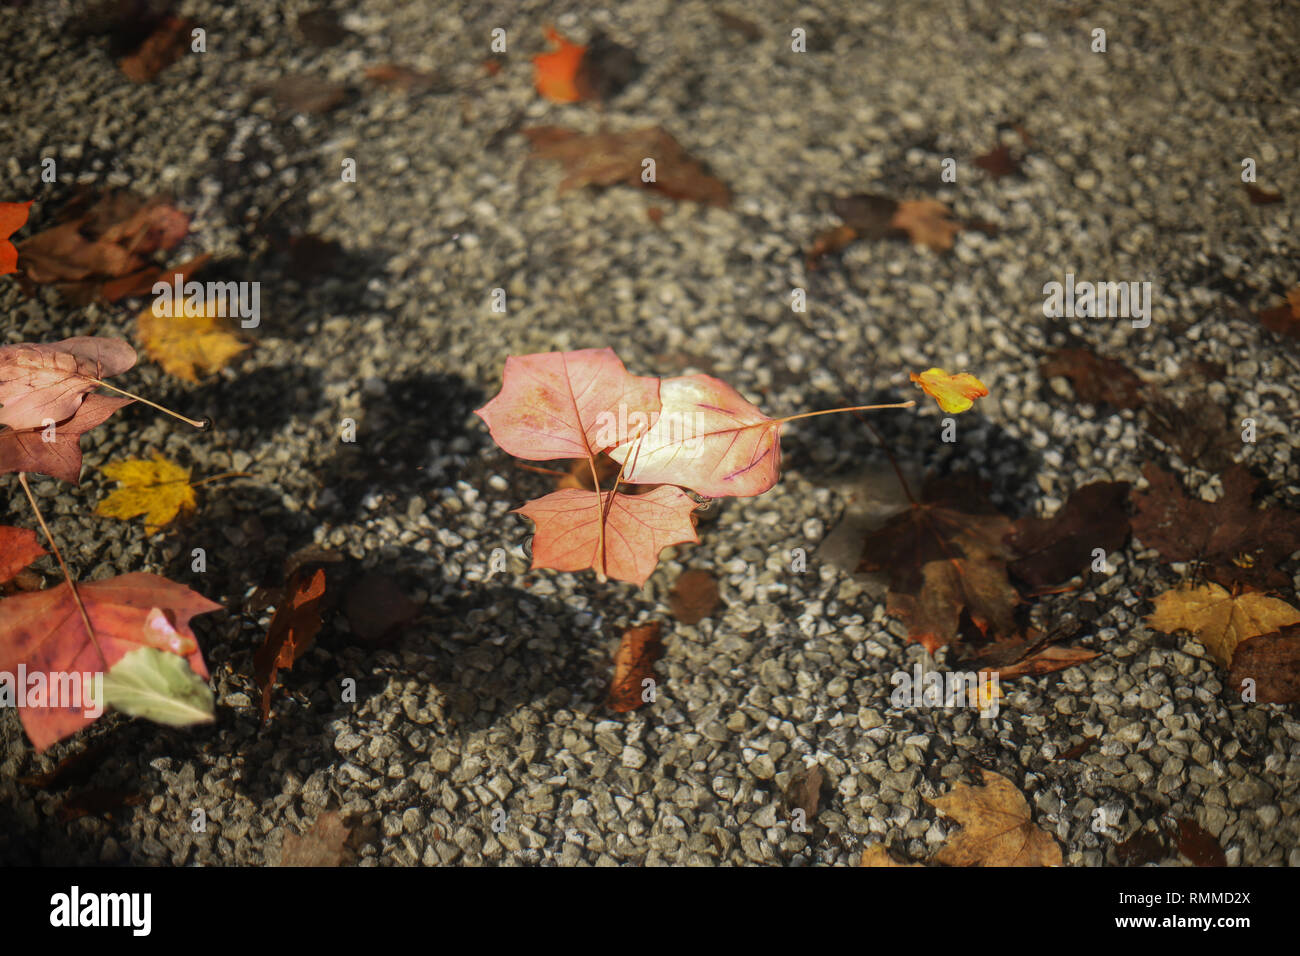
[
  {"left": 90, "top": 378, "right": 208, "bottom": 429},
  {"left": 17, "top": 472, "right": 107, "bottom": 668},
  {"left": 586, "top": 455, "right": 608, "bottom": 580},
  {"left": 189, "top": 470, "right": 251, "bottom": 488},
  {"left": 774, "top": 400, "right": 915, "bottom": 425},
  {"left": 854, "top": 414, "right": 917, "bottom": 505},
  {"left": 515, "top": 463, "right": 571, "bottom": 479}
]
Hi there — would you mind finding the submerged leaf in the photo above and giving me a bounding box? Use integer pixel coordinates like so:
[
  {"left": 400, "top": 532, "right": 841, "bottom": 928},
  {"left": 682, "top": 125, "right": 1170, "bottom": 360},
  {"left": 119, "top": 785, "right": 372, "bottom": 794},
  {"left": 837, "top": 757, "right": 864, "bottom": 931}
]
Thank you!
[{"left": 103, "top": 641, "right": 215, "bottom": 727}]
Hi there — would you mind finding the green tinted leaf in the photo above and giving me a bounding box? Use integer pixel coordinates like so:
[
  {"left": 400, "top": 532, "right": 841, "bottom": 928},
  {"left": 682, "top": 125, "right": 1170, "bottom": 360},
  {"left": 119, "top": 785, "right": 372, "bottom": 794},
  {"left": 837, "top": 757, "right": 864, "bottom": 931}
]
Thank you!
[{"left": 103, "top": 647, "right": 215, "bottom": 727}]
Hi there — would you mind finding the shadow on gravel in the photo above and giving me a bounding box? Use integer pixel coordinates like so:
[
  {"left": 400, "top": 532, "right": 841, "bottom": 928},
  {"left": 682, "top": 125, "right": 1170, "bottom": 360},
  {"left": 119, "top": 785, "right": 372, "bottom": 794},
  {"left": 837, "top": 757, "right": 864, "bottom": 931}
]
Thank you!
[
  {"left": 323, "top": 371, "right": 488, "bottom": 512},
  {"left": 782, "top": 384, "right": 1043, "bottom": 513},
  {"left": 157, "top": 365, "right": 325, "bottom": 443}
]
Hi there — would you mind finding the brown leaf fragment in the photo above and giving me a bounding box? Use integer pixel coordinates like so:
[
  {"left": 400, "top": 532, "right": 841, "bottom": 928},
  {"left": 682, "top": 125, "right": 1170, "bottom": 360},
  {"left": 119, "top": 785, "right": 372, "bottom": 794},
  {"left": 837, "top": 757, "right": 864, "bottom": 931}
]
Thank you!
[
  {"left": 1142, "top": 392, "right": 1238, "bottom": 472},
  {"left": 524, "top": 126, "right": 730, "bottom": 207},
  {"left": 974, "top": 143, "right": 1022, "bottom": 179},
  {"left": 1040, "top": 348, "right": 1146, "bottom": 409},
  {"left": 16, "top": 190, "right": 189, "bottom": 300},
  {"left": 832, "top": 194, "right": 900, "bottom": 239},
  {"left": 805, "top": 223, "right": 860, "bottom": 269},
  {"left": 1182, "top": 358, "right": 1226, "bottom": 382},
  {"left": 118, "top": 14, "right": 192, "bottom": 81},
  {"left": 283, "top": 543, "right": 344, "bottom": 582},
  {"left": 668, "top": 569, "right": 720, "bottom": 625},
  {"left": 18, "top": 739, "right": 112, "bottom": 789},
  {"left": 1171, "top": 818, "right": 1226, "bottom": 867},
  {"left": 1130, "top": 464, "right": 1300, "bottom": 590},
  {"left": 58, "top": 787, "right": 145, "bottom": 822},
  {"left": 928, "top": 769, "right": 1062, "bottom": 866},
  {"left": 364, "top": 64, "right": 445, "bottom": 94},
  {"left": 857, "top": 476, "right": 1017, "bottom": 652},
  {"left": 607, "top": 621, "right": 663, "bottom": 713},
  {"left": 1243, "top": 183, "right": 1283, "bottom": 205},
  {"left": 1228, "top": 623, "right": 1300, "bottom": 704},
  {"left": 574, "top": 31, "right": 643, "bottom": 102},
  {"left": 1056, "top": 737, "right": 1097, "bottom": 762},
  {"left": 714, "top": 10, "right": 763, "bottom": 40},
  {"left": 1256, "top": 287, "right": 1300, "bottom": 339},
  {"left": 280, "top": 811, "right": 354, "bottom": 866},
  {"left": 271, "top": 74, "right": 349, "bottom": 114},
  {"left": 991, "top": 644, "right": 1099, "bottom": 679},
  {"left": 253, "top": 567, "right": 328, "bottom": 721},
  {"left": 889, "top": 199, "right": 962, "bottom": 252},
  {"left": 1007, "top": 481, "right": 1131, "bottom": 589},
  {"left": 297, "top": 7, "right": 351, "bottom": 47},
  {"left": 343, "top": 572, "right": 419, "bottom": 643},
  {"left": 783, "top": 764, "right": 826, "bottom": 821},
  {"left": 859, "top": 843, "right": 921, "bottom": 867},
  {"left": 1115, "top": 830, "right": 1166, "bottom": 866}
]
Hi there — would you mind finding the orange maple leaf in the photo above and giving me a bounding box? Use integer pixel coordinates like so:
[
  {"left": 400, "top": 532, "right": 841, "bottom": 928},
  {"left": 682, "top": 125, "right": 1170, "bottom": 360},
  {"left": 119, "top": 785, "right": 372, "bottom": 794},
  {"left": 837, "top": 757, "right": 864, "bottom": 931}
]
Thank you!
[
  {"left": 0, "top": 200, "right": 33, "bottom": 275},
  {"left": 533, "top": 27, "right": 586, "bottom": 102},
  {"left": 910, "top": 367, "right": 989, "bottom": 414}
]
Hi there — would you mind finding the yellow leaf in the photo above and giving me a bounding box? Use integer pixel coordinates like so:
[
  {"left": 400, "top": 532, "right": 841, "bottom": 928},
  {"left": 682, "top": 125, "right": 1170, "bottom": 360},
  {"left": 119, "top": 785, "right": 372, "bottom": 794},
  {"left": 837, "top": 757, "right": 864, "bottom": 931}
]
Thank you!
[
  {"left": 910, "top": 367, "right": 989, "bottom": 413},
  {"left": 1146, "top": 583, "right": 1300, "bottom": 668},
  {"left": 137, "top": 297, "right": 247, "bottom": 383},
  {"left": 96, "top": 454, "right": 197, "bottom": 533},
  {"left": 927, "top": 769, "right": 1062, "bottom": 867}
]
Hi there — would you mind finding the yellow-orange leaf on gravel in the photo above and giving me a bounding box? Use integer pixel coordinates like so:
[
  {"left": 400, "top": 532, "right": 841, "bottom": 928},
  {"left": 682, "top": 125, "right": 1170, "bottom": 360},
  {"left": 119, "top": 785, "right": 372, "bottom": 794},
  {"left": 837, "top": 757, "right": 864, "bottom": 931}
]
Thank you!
[
  {"left": 136, "top": 297, "right": 247, "bottom": 383},
  {"left": 96, "top": 454, "right": 196, "bottom": 532},
  {"left": 532, "top": 27, "right": 585, "bottom": 102},
  {"left": 910, "top": 367, "right": 988, "bottom": 414},
  {"left": 1146, "top": 583, "right": 1300, "bottom": 669},
  {"left": 928, "top": 769, "right": 1062, "bottom": 866}
]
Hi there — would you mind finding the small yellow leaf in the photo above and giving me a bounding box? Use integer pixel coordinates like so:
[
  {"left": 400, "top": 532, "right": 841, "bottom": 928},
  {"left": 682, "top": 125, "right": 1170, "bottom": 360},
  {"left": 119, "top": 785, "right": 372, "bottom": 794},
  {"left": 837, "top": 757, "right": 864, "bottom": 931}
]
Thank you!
[
  {"left": 910, "top": 367, "right": 989, "bottom": 413},
  {"left": 96, "top": 455, "right": 197, "bottom": 533},
  {"left": 1146, "top": 583, "right": 1300, "bottom": 668},
  {"left": 137, "top": 297, "right": 247, "bottom": 383}
]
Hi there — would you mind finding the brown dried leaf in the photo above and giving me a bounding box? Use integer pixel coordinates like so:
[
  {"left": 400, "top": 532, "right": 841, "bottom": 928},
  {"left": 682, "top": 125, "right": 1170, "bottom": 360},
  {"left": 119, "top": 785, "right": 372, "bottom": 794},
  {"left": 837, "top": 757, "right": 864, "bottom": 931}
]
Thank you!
[
  {"left": 280, "top": 811, "right": 353, "bottom": 866},
  {"left": 668, "top": 569, "right": 720, "bottom": 625},
  {"left": 607, "top": 622, "right": 663, "bottom": 713},
  {"left": 859, "top": 844, "right": 923, "bottom": 867},
  {"left": 1040, "top": 347, "right": 1146, "bottom": 409},
  {"left": 1115, "top": 830, "right": 1166, "bottom": 866},
  {"left": 271, "top": 74, "right": 349, "bottom": 114},
  {"left": 1172, "top": 818, "right": 1225, "bottom": 867},
  {"left": 889, "top": 199, "right": 961, "bottom": 252},
  {"left": 118, "top": 15, "right": 192, "bottom": 82},
  {"left": 58, "top": 787, "right": 145, "bottom": 823},
  {"left": 1243, "top": 184, "right": 1283, "bottom": 205},
  {"left": 857, "top": 476, "right": 1017, "bottom": 653},
  {"left": 991, "top": 644, "right": 1099, "bottom": 679},
  {"left": 16, "top": 190, "right": 189, "bottom": 299},
  {"left": 524, "top": 126, "right": 730, "bottom": 207},
  {"left": 1007, "top": 481, "right": 1131, "bottom": 589},
  {"left": 253, "top": 567, "right": 328, "bottom": 721},
  {"left": 364, "top": 64, "right": 445, "bottom": 93},
  {"left": 1228, "top": 623, "right": 1300, "bottom": 704},
  {"left": 1256, "top": 286, "right": 1300, "bottom": 339},
  {"left": 344, "top": 572, "right": 419, "bottom": 643},
  {"left": 783, "top": 764, "right": 825, "bottom": 821},
  {"left": 1142, "top": 392, "right": 1238, "bottom": 472},
  {"left": 1130, "top": 464, "right": 1300, "bottom": 590},
  {"left": 928, "top": 769, "right": 1062, "bottom": 866},
  {"left": 974, "top": 143, "right": 1022, "bottom": 179}
]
